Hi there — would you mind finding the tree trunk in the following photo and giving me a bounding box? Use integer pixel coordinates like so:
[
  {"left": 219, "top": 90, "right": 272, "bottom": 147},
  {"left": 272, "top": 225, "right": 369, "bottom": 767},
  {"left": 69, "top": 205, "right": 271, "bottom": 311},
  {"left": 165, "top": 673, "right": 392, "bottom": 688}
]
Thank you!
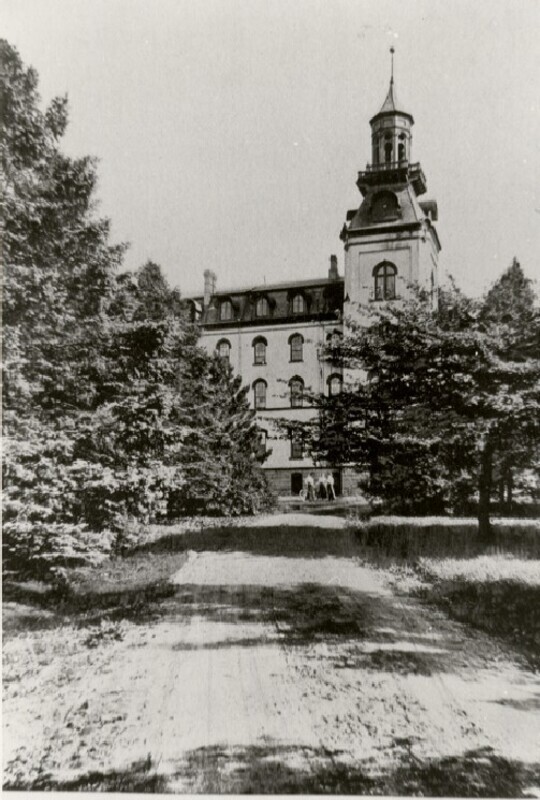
[{"left": 478, "top": 440, "right": 494, "bottom": 543}]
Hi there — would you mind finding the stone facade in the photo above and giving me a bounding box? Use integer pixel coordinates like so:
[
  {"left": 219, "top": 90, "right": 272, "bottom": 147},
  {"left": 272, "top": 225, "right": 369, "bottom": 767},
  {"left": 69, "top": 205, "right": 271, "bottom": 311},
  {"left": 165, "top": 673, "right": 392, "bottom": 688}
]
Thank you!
[{"left": 185, "top": 68, "right": 440, "bottom": 498}]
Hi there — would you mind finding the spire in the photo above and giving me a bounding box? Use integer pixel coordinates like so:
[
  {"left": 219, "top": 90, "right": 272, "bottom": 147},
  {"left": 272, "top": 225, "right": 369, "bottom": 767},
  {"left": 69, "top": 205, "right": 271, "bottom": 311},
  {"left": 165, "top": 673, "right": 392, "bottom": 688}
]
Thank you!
[
  {"left": 378, "top": 46, "right": 398, "bottom": 114},
  {"left": 371, "top": 47, "right": 413, "bottom": 123}
]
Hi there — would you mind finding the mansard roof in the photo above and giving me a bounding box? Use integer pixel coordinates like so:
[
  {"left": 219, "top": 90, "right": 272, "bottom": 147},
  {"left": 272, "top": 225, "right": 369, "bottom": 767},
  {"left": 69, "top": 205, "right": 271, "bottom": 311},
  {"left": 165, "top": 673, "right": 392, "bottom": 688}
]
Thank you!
[{"left": 186, "top": 275, "right": 344, "bottom": 328}]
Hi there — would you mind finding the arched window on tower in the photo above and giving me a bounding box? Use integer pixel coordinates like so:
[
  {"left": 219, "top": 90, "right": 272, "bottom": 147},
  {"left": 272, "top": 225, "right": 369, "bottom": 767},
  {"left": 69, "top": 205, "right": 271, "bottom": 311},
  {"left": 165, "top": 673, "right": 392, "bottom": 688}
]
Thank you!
[
  {"left": 373, "top": 262, "right": 397, "bottom": 301},
  {"left": 384, "top": 133, "right": 393, "bottom": 164},
  {"left": 398, "top": 133, "right": 406, "bottom": 163}
]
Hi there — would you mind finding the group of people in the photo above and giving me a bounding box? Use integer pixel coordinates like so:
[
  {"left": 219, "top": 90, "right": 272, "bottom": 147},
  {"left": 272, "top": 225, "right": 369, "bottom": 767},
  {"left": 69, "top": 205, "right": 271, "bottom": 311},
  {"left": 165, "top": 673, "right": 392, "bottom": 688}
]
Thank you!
[{"left": 302, "top": 472, "right": 336, "bottom": 501}]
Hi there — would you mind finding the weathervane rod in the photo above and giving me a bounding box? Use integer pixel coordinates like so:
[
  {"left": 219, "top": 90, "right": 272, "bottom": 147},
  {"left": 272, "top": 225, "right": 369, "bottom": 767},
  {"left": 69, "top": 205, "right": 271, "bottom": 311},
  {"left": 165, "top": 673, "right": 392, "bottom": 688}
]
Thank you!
[{"left": 390, "top": 46, "right": 395, "bottom": 84}]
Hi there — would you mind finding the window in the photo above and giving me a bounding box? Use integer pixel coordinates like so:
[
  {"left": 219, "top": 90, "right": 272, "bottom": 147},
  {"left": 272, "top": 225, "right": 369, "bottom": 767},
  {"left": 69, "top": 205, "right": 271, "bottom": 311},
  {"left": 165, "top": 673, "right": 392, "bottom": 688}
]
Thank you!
[
  {"left": 216, "top": 339, "right": 231, "bottom": 360},
  {"left": 373, "top": 262, "right": 397, "bottom": 301},
  {"left": 253, "top": 336, "right": 267, "bottom": 365},
  {"left": 255, "top": 297, "right": 269, "bottom": 317},
  {"left": 398, "top": 133, "right": 406, "bottom": 163},
  {"left": 328, "top": 374, "right": 342, "bottom": 396},
  {"left": 253, "top": 380, "right": 267, "bottom": 409},
  {"left": 289, "top": 333, "right": 303, "bottom": 362},
  {"left": 256, "top": 429, "right": 268, "bottom": 461},
  {"left": 327, "top": 330, "right": 342, "bottom": 349},
  {"left": 289, "top": 377, "right": 304, "bottom": 408},
  {"left": 220, "top": 299, "right": 233, "bottom": 321},
  {"left": 371, "top": 190, "right": 399, "bottom": 221},
  {"left": 292, "top": 294, "right": 305, "bottom": 314},
  {"left": 290, "top": 430, "right": 303, "bottom": 460},
  {"left": 384, "top": 135, "right": 393, "bottom": 164}
]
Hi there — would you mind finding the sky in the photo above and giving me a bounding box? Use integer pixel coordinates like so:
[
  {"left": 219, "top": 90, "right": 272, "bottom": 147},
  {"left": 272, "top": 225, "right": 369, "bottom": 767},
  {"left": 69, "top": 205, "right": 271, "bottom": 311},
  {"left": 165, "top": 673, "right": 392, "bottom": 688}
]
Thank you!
[{"left": 3, "top": 0, "right": 540, "bottom": 298}]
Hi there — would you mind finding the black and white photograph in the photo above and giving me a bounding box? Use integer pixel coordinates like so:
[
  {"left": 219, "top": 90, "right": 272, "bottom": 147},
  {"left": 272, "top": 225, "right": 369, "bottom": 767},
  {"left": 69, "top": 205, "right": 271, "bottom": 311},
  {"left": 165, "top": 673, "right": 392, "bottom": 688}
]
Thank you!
[{"left": 2, "top": 0, "right": 540, "bottom": 795}]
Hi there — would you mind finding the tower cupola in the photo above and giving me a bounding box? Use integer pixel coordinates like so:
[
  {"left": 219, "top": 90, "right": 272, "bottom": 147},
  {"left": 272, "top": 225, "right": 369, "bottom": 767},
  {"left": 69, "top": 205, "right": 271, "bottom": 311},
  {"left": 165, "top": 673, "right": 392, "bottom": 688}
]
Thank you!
[{"left": 369, "top": 47, "right": 414, "bottom": 167}]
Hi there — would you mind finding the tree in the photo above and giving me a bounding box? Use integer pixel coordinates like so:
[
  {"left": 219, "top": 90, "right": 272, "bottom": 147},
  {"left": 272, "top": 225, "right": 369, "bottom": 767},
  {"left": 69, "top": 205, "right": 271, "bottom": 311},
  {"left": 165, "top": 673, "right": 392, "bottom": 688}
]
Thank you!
[
  {"left": 480, "top": 259, "right": 539, "bottom": 511},
  {"left": 2, "top": 40, "right": 272, "bottom": 578},
  {"left": 307, "top": 281, "right": 540, "bottom": 539},
  {"left": 173, "top": 351, "right": 272, "bottom": 515},
  {"left": 2, "top": 39, "right": 126, "bottom": 576}
]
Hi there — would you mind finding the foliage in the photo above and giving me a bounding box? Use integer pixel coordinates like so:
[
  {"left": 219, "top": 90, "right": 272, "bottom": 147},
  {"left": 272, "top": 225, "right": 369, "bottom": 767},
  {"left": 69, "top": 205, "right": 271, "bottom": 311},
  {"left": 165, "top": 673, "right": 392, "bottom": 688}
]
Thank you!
[
  {"left": 2, "top": 40, "right": 272, "bottom": 579},
  {"left": 171, "top": 354, "right": 273, "bottom": 516},
  {"left": 307, "top": 277, "right": 540, "bottom": 536}
]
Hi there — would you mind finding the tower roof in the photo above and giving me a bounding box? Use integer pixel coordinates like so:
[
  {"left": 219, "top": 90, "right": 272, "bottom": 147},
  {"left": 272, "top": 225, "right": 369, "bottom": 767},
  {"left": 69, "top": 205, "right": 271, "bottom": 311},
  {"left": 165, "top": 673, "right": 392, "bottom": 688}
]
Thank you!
[
  {"left": 379, "top": 78, "right": 399, "bottom": 114},
  {"left": 370, "top": 48, "right": 414, "bottom": 124}
]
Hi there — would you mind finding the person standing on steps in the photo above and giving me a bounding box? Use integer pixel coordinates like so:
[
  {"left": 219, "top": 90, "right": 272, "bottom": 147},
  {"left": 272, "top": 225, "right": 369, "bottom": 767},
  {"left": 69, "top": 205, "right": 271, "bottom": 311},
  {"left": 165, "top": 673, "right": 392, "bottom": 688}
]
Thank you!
[
  {"left": 326, "top": 473, "right": 336, "bottom": 501},
  {"left": 306, "top": 473, "right": 315, "bottom": 502},
  {"left": 318, "top": 474, "right": 327, "bottom": 500}
]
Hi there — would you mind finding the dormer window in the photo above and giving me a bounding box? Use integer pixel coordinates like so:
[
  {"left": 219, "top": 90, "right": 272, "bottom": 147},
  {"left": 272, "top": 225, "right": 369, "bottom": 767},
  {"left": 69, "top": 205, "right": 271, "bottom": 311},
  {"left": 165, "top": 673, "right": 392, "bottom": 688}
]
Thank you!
[
  {"left": 373, "top": 262, "right": 397, "bottom": 301},
  {"left": 220, "top": 299, "right": 233, "bottom": 321},
  {"left": 370, "top": 190, "right": 400, "bottom": 221},
  {"left": 292, "top": 294, "right": 305, "bottom": 314},
  {"left": 255, "top": 297, "right": 269, "bottom": 317}
]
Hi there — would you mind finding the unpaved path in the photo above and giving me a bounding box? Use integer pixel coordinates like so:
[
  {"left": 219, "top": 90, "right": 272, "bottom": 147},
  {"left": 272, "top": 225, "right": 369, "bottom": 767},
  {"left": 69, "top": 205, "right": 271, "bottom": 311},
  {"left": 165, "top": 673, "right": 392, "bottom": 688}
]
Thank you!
[{"left": 4, "top": 517, "right": 540, "bottom": 794}]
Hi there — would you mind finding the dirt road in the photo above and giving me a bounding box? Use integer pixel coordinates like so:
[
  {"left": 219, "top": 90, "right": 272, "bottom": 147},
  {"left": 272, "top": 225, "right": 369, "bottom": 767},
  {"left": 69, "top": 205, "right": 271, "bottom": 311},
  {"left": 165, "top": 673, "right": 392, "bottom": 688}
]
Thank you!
[{"left": 4, "top": 517, "right": 540, "bottom": 794}]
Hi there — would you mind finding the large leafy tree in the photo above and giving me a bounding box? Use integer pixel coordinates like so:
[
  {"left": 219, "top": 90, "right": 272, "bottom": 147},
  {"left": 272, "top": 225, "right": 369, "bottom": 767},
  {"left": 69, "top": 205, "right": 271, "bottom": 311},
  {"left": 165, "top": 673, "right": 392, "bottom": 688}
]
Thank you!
[
  {"left": 480, "top": 259, "right": 539, "bottom": 509},
  {"left": 2, "top": 39, "right": 126, "bottom": 575},
  {"left": 2, "top": 40, "right": 272, "bottom": 578},
  {"left": 307, "top": 278, "right": 539, "bottom": 539}
]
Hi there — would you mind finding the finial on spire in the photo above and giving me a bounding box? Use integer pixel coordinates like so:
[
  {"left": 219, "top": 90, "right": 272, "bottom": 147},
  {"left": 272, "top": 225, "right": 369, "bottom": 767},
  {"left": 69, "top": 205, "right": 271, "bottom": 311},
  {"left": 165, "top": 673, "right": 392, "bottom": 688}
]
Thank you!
[{"left": 390, "top": 46, "right": 395, "bottom": 85}]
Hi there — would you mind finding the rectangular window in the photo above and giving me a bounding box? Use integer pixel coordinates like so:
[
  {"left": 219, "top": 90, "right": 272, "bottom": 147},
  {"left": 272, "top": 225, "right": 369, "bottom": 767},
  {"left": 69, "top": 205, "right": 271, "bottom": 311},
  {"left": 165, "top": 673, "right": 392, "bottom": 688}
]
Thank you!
[
  {"left": 254, "top": 342, "right": 266, "bottom": 365},
  {"left": 290, "top": 431, "right": 303, "bottom": 459}
]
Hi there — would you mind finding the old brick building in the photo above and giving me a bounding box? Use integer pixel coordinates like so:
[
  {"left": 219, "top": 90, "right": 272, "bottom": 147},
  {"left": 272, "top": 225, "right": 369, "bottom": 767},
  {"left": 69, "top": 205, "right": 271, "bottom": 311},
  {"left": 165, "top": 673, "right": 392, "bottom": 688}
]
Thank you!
[{"left": 185, "top": 60, "right": 441, "bottom": 497}]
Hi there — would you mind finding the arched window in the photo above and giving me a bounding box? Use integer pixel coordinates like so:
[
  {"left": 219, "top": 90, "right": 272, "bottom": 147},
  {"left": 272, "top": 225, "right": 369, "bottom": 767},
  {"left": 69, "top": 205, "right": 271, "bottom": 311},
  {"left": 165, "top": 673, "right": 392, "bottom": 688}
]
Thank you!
[
  {"left": 373, "top": 262, "right": 397, "bottom": 301},
  {"left": 327, "top": 374, "right": 342, "bottom": 397},
  {"left": 289, "top": 376, "right": 304, "bottom": 408},
  {"left": 219, "top": 299, "right": 233, "bottom": 321},
  {"left": 216, "top": 338, "right": 231, "bottom": 360},
  {"left": 398, "top": 133, "right": 406, "bottom": 163},
  {"left": 370, "top": 190, "right": 399, "bottom": 221},
  {"left": 326, "top": 330, "right": 342, "bottom": 349},
  {"left": 252, "top": 336, "right": 267, "bottom": 365},
  {"left": 255, "top": 297, "right": 269, "bottom": 317},
  {"left": 289, "top": 333, "right": 303, "bottom": 362},
  {"left": 253, "top": 380, "right": 267, "bottom": 410},
  {"left": 292, "top": 294, "right": 305, "bottom": 314},
  {"left": 384, "top": 133, "right": 393, "bottom": 164}
]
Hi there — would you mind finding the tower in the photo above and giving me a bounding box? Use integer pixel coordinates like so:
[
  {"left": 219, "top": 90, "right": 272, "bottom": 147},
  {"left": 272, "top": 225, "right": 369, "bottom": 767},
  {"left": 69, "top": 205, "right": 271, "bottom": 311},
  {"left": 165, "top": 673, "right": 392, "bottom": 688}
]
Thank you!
[{"left": 342, "top": 49, "right": 441, "bottom": 314}]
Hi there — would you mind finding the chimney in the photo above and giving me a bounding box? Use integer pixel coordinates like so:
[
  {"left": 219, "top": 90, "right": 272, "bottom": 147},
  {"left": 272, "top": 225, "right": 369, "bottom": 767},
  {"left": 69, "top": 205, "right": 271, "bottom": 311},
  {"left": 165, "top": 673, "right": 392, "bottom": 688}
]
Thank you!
[
  {"left": 328, "top": 255, "right": 339, "bottom": 280},
  {"left": 203, "top": 269, "right": 217, "bottom": 306}
]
